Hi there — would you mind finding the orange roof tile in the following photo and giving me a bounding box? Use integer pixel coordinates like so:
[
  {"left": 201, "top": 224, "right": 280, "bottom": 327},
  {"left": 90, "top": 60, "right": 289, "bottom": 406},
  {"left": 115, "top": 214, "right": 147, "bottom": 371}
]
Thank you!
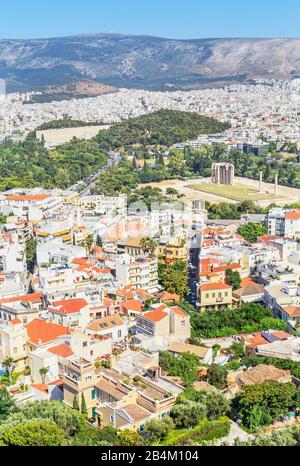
[
  {"left": 282, "top": 306, "right": 300, "bottom": 317},
  {"left": 213, "top": 263, "right": 240, "bottom": 272},
  {"left": 199, "top": 282, "right": 231, "bottom": 291},
  {"left": 121, "top": 300, "right": 143, "bottom": 312},
  {"left": 87, "top": 314, "right": 124, "bottom": 331},
  {"left": 170, "top": 306, "right": 187, "bottom": 317},
  {"left": 286, "top": 211, "right": 300, "bottom": 220},
  {"left": 48, "top": 343, "right": 74, "bottom": 358},
  {"left": 52, "top": 298, "right": 88, "bottom": 315},
  {"left": 10, "top": 318, "right": 22, "bottom": 325},
  {"left": 7, "top": 194, "right": 49, "bottom": 201},
  {"left": 0, "top": 293, "right": 43, "bottom": 305},
  {"left": 25, "top": 319, "right": 68, "bottom": 345},
  {"left": 143, "top": 309, "right": 169, "bottom": 322},
  {"left": 31, "top": 384, "right": 48, "bottom": 393}
]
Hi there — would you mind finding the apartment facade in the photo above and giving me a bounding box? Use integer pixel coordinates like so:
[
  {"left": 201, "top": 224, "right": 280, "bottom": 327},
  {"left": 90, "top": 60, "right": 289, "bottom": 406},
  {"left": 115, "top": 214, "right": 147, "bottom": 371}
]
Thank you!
[{"left": 197, "top": 282, "right": 232, "bottom": 312}]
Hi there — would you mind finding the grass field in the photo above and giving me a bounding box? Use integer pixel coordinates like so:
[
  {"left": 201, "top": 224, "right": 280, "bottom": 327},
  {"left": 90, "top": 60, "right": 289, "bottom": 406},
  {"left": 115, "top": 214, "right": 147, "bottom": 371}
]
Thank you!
[{"left": 188, "top": 183, "right": 277, "bottom": 202}]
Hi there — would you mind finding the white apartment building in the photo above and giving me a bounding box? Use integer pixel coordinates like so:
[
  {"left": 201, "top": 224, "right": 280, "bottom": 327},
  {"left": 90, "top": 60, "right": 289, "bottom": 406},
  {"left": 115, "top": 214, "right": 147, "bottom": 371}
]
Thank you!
[{"left": 116, "top": 255, "right": 159, "bottom": 294}]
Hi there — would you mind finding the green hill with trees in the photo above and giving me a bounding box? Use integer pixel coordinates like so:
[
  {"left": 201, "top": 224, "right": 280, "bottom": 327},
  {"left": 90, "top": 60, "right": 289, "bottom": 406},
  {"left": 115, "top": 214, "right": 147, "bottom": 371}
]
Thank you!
[{"left": 95, "top": 109, "right": 229, "bottom": 149}]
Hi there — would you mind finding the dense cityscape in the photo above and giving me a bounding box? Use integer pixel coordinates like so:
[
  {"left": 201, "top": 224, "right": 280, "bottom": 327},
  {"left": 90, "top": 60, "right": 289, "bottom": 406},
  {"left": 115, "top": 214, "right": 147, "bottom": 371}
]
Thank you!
[{"left": 1, "top": 79, "right": 300, "bottom": 148}]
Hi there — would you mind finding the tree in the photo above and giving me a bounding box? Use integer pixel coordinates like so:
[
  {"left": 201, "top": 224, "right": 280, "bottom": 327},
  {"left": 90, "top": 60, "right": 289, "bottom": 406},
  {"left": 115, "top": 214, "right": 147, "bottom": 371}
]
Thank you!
[
  {"left": 229, "top": 342, "right": 245, "bottom": 359},
  {"left": 118, "top": 429, "right": 145, "bottom": 446},
  {"left": 177, "top": 387, "right": 230, "bottom": 421},
  {"left": 39, "top": 367, "right": 49, "bottom": 384},
  {"left": 158, "top": 260, "right": 188, "bottom": 298},
  {"left": 81, "top": 393, "right": 88, "bottom": 416},
  {"left": 1, "top": 357, "right": 15, "bottom": 385},
  {"left": 237, "top": 222, "right": 267, "bottom": 243},
  {"left": 170, "top": 400, "right": 206, "bottom": 429},
  {"left": 207, "top": 365, "right": 228, "bottom": 390},
  {"left": 186, "top": 302, "right": 281, "bottom": 339},
  {"left": 0, "top": 419, "right": 65, "bottom": 446},
  {"left": 159, "top": 351, "right": 200, "bottom": 385},
  {"left": 225, "top": 269, "right": 241, "bottom": 290},
  {"left": 0, "top": 387, "right": 16, "bottom": 422},
  {"left": 73, "top": 395, "right": 79, "bottom": 411},
  {"left": 140, "top": 237, "right": 158, "bottom": 257},
  {"left": 96, "top": 235, "right": 103, "bottom": 247},
  {"left": 26, "top": 238, "right": 37, "bottom": 273},
  {"left": 143, "top": 417, "right": 174, "bottom": 444},
  {"left": 233, "top": 380, "right": 297, "bottom": 432},
  {"left": 85, "top": 234, "right": 94, "bottom": 253}
]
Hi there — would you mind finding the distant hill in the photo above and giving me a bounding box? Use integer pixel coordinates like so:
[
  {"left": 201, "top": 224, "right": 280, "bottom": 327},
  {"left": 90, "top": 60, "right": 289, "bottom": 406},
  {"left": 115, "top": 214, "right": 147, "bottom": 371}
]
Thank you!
[{"left": 0, "top": 34, "right": 300, "bottom": 92}]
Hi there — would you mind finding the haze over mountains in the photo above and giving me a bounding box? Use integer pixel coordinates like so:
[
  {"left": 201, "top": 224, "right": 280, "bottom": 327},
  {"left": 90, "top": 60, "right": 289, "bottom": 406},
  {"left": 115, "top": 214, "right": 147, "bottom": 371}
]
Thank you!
[{"left": 0, "top": 33, "right": 300, "bottom": 92}]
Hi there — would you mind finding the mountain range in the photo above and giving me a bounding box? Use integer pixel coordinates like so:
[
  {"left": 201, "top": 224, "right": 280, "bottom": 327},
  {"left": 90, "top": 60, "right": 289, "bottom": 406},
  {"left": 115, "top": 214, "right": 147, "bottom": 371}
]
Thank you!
[{"left": 0, "top": 33, "right": 300, "bottom": 92}]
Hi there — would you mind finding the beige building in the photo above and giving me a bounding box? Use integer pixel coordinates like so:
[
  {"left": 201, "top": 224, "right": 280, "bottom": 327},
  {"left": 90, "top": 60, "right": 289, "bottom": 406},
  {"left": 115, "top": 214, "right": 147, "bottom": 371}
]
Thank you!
[
  {"left": 136, "top": 304, "right": 191, "bottom": 345},
  {"left": 197, "top": 282, "right": 232, "bottom": 312},
  {"left": 63, "top": 357, "right": 98, "bottom": 418},
  {"left": 158, "top": 236, "right": 188, "bottom": 265},
  {"left": 0, "top": 319, "right": 28, "bottom": 370}
]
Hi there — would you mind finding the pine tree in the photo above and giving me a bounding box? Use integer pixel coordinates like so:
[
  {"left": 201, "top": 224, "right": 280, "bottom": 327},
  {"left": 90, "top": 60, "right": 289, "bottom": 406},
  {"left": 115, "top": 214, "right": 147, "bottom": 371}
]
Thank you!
[
  {"left": 72, "top": 395, "right": 79, "bottom": 411},
  {"left": 96, "top": 235, "right": 103, "bottom": 247},
  {"left": 81, "top": 393, "right": 88, "bottom": 416}
]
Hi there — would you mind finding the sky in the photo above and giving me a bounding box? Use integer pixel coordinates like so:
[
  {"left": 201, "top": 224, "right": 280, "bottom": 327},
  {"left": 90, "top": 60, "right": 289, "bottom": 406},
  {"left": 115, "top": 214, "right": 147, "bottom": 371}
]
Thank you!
[{"left": 0, "top": 0, "right": 299, "bottom": 40}]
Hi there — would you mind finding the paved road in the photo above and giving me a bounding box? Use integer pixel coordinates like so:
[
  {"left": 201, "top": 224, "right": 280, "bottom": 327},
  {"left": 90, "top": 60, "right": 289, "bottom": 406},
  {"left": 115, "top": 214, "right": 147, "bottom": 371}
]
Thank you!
[
  {"left": 70, "top": 151, "right": 121, "bottom": 198},
  {"left": 188, "top": 235, "right": 201, "bottom": 307},
  {"left": 217, "top": 421, "right": 254, "bottom": 446}
]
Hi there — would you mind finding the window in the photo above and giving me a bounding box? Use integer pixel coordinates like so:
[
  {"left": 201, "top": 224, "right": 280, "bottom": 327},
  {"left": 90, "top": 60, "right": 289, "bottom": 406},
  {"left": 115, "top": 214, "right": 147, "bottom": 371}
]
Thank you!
[
  {"left": 91, "top": 389, "right": 96, "bottom": 400},
  {"left": 85, "top": 375, "right": 92, "bottom": 382},
  {"left": 205, "top": 293, "right": 209, "bottom": 299},
  {"left": 110, "top": 415, "right": 114, "bottom": 424},
  {"left": 83, "top": 341, "right": 88, "bottom": 347},
  {"left": 212, "top": 293, "right": 215, "bottom": 298},
  {"left": 225, "top": 292, "right": 228, "bottom": 297},
  {"left": 181, "top": 321, "right": 185, "bottom": 327},
  {"left": 118, "top": 330, "right": 122, "bottom": 338}
]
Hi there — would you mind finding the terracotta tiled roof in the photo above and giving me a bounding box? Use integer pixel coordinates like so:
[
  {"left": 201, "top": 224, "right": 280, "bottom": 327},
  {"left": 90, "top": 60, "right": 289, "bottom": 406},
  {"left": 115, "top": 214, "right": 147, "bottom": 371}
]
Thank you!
[
  {"left": 233, "top": 283, "right": 264, "bottom": 298},
  {"left": 48, "top": 343, "right": 74, "bottom": 358},
  {"left": 52, "top": 298, "right": 88, "bottom": 315},
  {"left": 10, "top": 318, "right": 22, "bottom": 325},
  {"left": 87, "top": 314, "right": 124, "bottom": 331},
  {"left": 31, "top": 384, "right": 48, "bottom": 393},
  {"left": 122, "top": 300, "right": 143, "bottom": 312},
  {"left": 0, "top": 292, "right": 43, "bottom": 304},
  {"left": 237, "top": 364, "right": 291, "bottom": 386},
  {"left": 7, "top": 194, "right": 49, "bottom": 201},
  {"left": 240, "top": 277, "right": 256, "bottom": 287},
  {"left": 170, "top": 306, "right": 187, "bottom": 317},
  {"left": 25, "top": 319, "right": 68, "bottom": 345},
  {"left": 286, "top": 211, "right": 300, "bottom": 220},
  {"left": 199, "top": 282, "right": 231, "bottom": 291},
  {"left": 158, "top": 291, "right": 180, "bottom": 302},
  {"left": 282, "top": 306, "right": 300, "bottom": 317},
  {"left": 213, "top": 263, "right": 240, "bottom": 272},
  {"left": 143, "top": 309, "right": 168, "bottom": 322}
]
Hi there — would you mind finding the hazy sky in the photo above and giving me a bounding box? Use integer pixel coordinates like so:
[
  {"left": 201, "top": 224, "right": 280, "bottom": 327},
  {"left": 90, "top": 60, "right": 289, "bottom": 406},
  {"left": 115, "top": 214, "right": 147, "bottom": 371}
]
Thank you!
[{"left": 0, "top": 0, "right": 299, "bottom": 39}]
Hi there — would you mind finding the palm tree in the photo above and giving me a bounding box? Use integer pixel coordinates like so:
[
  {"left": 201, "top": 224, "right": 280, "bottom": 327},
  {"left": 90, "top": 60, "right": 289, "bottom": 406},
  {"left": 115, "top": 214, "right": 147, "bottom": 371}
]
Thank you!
[
  {"left": 85, "top": 234, "right": 94, "bottom": 253},
  {"left": 39, "top": 367, "right": 49, "bottom": 384},
  {"left": 1, "top": 358, "right": 15, "bottom": 385},
  {"left": 140, "top": 237, "right": 157, "bottom": 257}
]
